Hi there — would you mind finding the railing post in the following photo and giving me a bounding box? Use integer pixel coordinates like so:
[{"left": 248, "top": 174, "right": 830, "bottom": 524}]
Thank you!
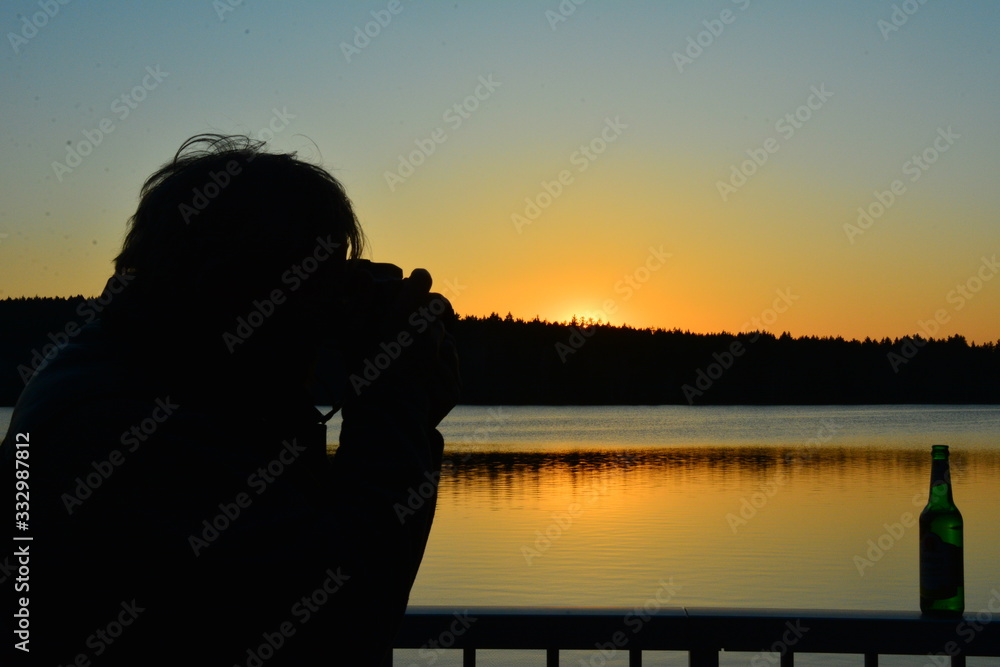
[
  {"left": 463, "top": 647, "right": 476, "bottom": 666},
  {"left": 780, "top": 652, "right": 794, "bottom": 667},
  {"left": 865, "top": 653, "right": 878, "bottom": 667},
  {"left": 547, "top": 648, "right": 559, "bottom": 666},
  {"left": 629, "top": 648, "right": 642, "bottom": 666}
]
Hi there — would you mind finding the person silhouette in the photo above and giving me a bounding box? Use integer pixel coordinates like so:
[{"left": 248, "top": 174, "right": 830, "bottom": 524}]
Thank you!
[{"left": 0, "top": 134, "right": 460, "bottom": 666}]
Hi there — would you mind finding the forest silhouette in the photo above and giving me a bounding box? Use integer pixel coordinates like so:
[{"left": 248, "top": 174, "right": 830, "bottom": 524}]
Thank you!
[{"left": 2, "top": 296, "right": 997, "bottom": 406}]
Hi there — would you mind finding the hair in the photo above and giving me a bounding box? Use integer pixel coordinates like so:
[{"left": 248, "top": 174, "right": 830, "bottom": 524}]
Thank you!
[{"left": 114, "top": 134, "right": 364, "bottom": 303}]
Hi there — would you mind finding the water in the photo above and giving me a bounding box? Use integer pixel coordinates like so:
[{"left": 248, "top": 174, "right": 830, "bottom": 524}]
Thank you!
[
  {"left": 413, "top": 405, "right": 1000, "bottom": 666},
  {"left": 3, "top": 404, "right": 999, "bottom": 665}
]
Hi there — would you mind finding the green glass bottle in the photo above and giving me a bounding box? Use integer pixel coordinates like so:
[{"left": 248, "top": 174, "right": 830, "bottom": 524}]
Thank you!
[{"left": 919, "top": 445, "right": 964, "bottom": 616}]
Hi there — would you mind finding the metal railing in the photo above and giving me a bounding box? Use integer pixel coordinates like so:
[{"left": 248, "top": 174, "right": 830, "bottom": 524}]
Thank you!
[{"left": 392, "top": 606, "right": 1000, "bottom": 666}]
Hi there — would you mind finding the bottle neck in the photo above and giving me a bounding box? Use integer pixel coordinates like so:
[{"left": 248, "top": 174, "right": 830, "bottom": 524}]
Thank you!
[{"left": 928, "top": 456, "right": 955, "bottom": 507}]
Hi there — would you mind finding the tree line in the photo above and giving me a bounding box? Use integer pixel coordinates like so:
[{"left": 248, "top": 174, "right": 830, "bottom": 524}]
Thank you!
[{"left": 2, "top": 297, "right": 998, "bottom": 406}]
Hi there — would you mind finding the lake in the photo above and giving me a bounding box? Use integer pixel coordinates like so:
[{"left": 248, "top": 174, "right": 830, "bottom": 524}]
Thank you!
[
  {"left": 3, "top": 404, "right": 998, "bottom": 666},
  {"left": 404, "top": 405, "right": 1000, "bottom": 666}
]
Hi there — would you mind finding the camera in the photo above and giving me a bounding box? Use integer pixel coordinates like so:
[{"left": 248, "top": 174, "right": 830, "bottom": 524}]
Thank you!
[
  {"left": 349, "top": 259, "right": 405, "bottom": 294},
  {"left": 317, "top": 259, "right": 457, "bottom": 422},
  {"left": 316, "top": 259, "right": 408, "bottom": 417}
]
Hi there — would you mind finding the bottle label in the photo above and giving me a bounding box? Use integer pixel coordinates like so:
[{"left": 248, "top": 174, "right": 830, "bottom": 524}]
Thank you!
[{"left": 920, "top": 533, "right": 963, "bottom": 598}]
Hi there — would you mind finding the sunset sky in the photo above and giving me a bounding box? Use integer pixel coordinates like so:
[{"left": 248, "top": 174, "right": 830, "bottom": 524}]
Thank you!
[{"left": 2, "top": 1, "right": 998, "bottom": 343}]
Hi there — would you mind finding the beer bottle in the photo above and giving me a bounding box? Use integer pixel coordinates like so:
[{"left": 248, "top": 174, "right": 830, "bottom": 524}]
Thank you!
[{"left": 919, "top": 445, "right": 964, "bottom": 616}]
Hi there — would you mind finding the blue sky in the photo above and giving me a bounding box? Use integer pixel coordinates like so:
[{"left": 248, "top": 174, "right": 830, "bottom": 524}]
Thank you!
[{"left": 2, "top": 0, "right": 999, "bottom": 342}]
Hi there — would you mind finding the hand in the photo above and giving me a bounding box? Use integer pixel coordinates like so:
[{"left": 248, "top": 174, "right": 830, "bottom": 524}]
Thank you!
[
  {"left": 392, "top": 268, "right": 461, "bottom": 427},
  {"left": 343, "top": 266, "right": 460, "bottom": 429}
]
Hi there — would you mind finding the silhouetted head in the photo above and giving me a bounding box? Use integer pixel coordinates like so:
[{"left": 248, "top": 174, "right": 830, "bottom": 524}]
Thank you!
[
  {"left": 117, "top": 133, "right": 363, "bottom": 298},
  {"left": 106, "top": 134, "right": 366, "bottom": 375}
]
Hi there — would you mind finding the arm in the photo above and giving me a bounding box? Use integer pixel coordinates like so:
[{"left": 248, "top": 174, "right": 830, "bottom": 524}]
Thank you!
[{"left": 316, "top": 273, "right": 460, "bottom": 661}]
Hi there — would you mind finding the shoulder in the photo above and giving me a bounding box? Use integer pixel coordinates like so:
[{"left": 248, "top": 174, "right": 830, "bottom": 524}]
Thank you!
[{"left": 9, "top": 321, "right": 159, "bottom": 433}]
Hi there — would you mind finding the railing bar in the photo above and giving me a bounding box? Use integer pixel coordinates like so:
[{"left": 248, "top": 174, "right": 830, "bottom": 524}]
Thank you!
[
  {"left": 393, "top": 607, "right": 1000, "bottom": 658},
  {"left": 780, "top": 651, "right": 794, "bottom": 667},
  {"left": 463, "top": 647, "right": 476, "bottom": 667},
  {"left": 547, "top": 647, "right": 559, "bottom": 666}
]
